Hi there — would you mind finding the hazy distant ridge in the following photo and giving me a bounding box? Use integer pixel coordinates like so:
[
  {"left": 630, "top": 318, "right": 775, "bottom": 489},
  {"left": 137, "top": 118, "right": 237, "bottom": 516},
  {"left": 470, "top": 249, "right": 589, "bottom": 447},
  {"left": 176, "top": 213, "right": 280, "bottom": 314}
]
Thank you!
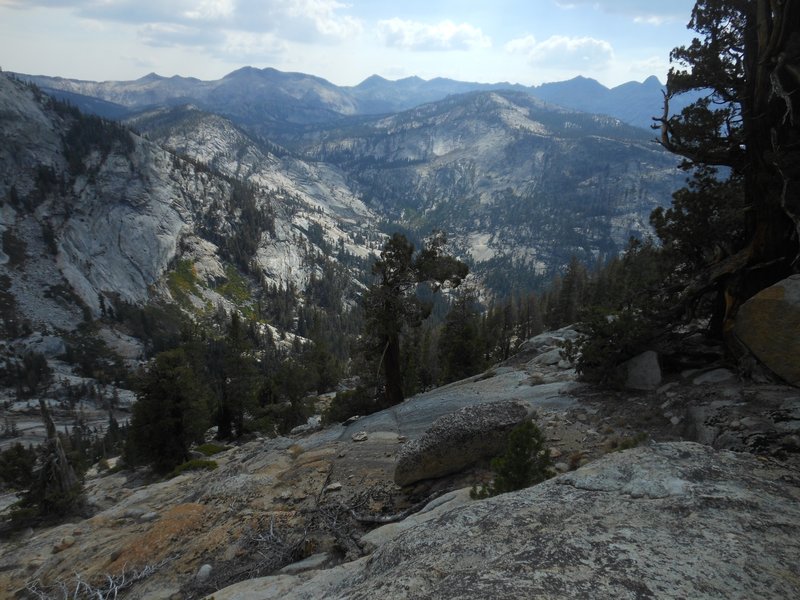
[{"left": 15, "top": 67, "right": 691, "bottom": 131}]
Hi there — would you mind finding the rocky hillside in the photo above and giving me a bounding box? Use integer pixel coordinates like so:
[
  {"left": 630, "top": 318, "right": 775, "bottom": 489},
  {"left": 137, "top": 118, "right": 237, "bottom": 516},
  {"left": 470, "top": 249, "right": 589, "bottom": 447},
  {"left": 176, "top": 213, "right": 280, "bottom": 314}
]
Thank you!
[
  {"left": 0, "top": 73, "right": 378, "bottom": 334},
  {"left": 1, "top": 329, "right": 798, "bottom": 599},
  {"left": 0, "top": 72, "right": 379, "bottom": 453},
  {"left": 302, "top": 90, "right": 683, "bottom": 291},
  {"left": 9, "top": 68, "right": 690, "bottom": 295}
]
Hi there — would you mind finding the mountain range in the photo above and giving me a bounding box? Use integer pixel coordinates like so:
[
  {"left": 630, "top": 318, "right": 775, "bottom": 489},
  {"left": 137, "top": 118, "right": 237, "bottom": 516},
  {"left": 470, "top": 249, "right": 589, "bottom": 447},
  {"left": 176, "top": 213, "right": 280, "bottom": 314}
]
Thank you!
[
  {"left": 1, "top": 65, "right": 688, "bottom": 352},
  {"left": 17, "top": 67, "right": 693, "bottom": 133}
]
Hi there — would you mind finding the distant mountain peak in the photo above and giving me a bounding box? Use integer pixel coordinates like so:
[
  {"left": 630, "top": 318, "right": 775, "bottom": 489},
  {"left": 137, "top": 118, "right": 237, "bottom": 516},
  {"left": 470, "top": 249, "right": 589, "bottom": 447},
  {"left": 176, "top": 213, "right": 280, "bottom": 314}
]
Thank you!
[
  {"left": 138, "top": 72, "right": 165, "bottom": 82},
  {"left": 358, "top": 74, "right": 389, "bottom": 85}
]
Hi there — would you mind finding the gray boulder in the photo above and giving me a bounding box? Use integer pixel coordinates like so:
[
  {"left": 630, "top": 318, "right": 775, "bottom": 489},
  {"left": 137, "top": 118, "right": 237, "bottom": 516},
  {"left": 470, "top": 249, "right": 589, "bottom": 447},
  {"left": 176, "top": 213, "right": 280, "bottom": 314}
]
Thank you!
[
  {"left": 212, "top": 442, "right": 800, "bottom": 599},
  {"left": 734, "top": 274, "right": 800, "bottom": 386},
  {"left": 394, "top": 401, "right": 529, "bottom": 487},
  {"left": 624, "top": 350, "right": 662, "bottom": 390}
]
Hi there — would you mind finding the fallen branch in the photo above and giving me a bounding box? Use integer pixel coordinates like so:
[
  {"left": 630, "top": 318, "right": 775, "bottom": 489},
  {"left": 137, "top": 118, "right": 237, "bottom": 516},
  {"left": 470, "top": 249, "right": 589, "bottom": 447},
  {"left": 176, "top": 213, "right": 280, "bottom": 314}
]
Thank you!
[
  {"left": 349, "top": 490, "right": 446, "bottom": 525},
  {"left": 25, "top": 557, "right": 172, "bottom": 600}
]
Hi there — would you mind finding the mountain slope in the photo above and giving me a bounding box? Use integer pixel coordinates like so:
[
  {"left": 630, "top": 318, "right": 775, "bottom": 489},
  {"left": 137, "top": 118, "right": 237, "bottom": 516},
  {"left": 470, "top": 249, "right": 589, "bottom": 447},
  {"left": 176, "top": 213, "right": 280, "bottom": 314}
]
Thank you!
[
  {"left": 17, "top": 68, "right": 696, "bottom": 133},
  {"left": 302, "top": 90, "right": 683, "bottom": 292},
  {"left": 0, "top": 75, "right": 374, "bottom": 341}
]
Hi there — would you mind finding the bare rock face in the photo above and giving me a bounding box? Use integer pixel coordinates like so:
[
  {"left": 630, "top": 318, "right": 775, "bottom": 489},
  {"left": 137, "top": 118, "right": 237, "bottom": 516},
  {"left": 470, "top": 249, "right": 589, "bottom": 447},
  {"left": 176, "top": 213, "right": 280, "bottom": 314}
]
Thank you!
[
  {"left": 219, "top": 442, "right": 800, "bottom": 600},
  {"left": 734, "top": 274, "right": 800, "bottom": 387},
  {"left": 394, "top": 401, "right": 529, "bottom": 487},
  {"left": 624, "top": 350, "right": 662, "bottom": 390}
]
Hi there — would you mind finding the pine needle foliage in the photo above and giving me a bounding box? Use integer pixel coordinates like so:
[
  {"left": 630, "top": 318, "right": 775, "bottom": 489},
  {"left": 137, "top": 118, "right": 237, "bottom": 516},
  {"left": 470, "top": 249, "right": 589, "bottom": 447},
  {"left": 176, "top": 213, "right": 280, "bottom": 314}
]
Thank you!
[{"left": 471, "top": 419, "right": 553, "bottom": 499}]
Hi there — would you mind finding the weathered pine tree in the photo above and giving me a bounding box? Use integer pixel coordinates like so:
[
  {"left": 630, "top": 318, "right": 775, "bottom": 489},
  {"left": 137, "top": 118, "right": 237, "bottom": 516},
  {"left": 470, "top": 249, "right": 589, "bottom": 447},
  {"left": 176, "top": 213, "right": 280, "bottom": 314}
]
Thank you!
[
  {"left": 364, "top": 232, "right": 467, "bottom": 407},
  {"left": 656, "top": 0, "right": 800, "bottom": 341}
]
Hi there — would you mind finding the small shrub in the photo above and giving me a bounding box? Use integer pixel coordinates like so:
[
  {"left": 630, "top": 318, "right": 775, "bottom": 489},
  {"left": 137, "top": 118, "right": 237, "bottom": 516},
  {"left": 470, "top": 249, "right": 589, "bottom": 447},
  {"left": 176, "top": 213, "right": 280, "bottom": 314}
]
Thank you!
[
  {"left": 169, "top": 459, "right": 217, "bottom": 478},
  {"left": 563, "top": 307, "right": 655, "bottom": 387},
  {"left": 605, "top": 432, "right": 648, "bottom": 453},
  {"left": 471, "top": 419, "right": 554, "bottom": 499},
  {"left": 215, "top": 266, "right": 251, "bottom": 305},
  {"left": 2, "top": 230, "right": 27, "bottom": 268},
  {"left": 167, "top": 259, "right": 200, "bottom": 307},
  {"left": 322, "top": 387, "right": 380, "bottom": 425},
  {"left": 194, "top": 443, "right": 229, "bottom": 456}
]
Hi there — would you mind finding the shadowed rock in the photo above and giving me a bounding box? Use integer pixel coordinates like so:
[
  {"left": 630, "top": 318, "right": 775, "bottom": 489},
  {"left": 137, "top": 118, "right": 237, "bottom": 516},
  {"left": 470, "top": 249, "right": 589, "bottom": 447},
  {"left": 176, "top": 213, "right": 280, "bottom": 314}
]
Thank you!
[
  {"left": 211, "top": 442, "right": 800, "bottom": 599},
  {"left": 735, "top": 274, "right": 800, "bottom": 387},
  {"left": 394, "top": 401, "right": 529, "bottom": 487}
]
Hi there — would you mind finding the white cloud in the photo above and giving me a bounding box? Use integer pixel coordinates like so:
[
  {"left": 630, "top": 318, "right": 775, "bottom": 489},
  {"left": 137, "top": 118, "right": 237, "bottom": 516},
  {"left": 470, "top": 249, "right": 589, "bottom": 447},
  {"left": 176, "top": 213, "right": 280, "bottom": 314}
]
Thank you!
[
  {"left": 284, "top": 0, "right": 362, "bottom": 39},
  {"left": 633, "top": 15, "right": 668, "bottom": 26},
  {"left": 507, "top": 34, "right": 613, "bottom": 70},
  {"left": 504, "top": 34, "right": 537, "bottom": 54},
  {"left": 221, "top": 31, "right": 288, "bottom": 60},
  {"left": 138, "top": 23, "right": 224, "bottom": 48},
  {"left": 184, "top": 0, "right": 235, "bottom": 21},
  {"left": 378, "top": 18, "right": 491, "bottom": 52},
  {"left": 2, "top": 0, "right": 362, "bottom": 42},
  {"left": 554, "top": 0, "right": 685, "bottom": 24}
]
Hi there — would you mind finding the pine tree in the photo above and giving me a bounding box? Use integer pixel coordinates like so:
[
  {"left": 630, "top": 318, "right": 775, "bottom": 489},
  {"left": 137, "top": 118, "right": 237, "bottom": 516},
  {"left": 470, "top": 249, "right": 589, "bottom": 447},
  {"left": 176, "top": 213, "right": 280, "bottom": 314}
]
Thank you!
[
  {"left": 363, "top": 232, "right": 467, "bottom": 407},
  {"left": 655, "top": 0, "right": 800, "bottom": 338},
  {"left": 125, "top": 348, "right": 210, "bottom": 472},
  {"left": 471, "top": 420, "right": 553, "bottom": 498}
]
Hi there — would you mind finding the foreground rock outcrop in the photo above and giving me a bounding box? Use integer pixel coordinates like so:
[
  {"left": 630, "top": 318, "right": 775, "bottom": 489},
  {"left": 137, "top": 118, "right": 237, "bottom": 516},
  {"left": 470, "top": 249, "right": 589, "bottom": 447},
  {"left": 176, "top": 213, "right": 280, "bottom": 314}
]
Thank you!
[
  {"left": 734, "top": 274, "right": 800, "bottom": 386},
  {"left": 213, "top": 442, "right": 800, "bottom": 599},
  {"left": 394, "top": 401, "right": 529, "bottom": 487}
]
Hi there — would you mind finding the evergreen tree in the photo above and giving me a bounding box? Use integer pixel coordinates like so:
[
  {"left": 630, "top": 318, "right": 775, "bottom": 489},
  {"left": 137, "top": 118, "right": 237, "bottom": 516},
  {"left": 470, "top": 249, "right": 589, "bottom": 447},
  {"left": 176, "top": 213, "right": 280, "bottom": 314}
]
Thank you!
[
  {"left": 363, "top": 232, "right": 467, "bottom": 407},
  {"left": 655, "top": 0, "right": 800, "bottom": 339},
  {"left": 18, "top": 401, "right": 85, "bottom": 520},
  {"left": 439, "top": 293, "right": 486, "bottom": 384},
  {"left": 125, "top": 348, "right": 210, "bottom": 473},
  {"left": 206, "top": 313, "right": 261, "bottom": 439},
  {"left": 0, "top": 442, "right": 37, "bottom": 491},
  {"left": 472, "top": 420, "right": 553, "bottom": 498}
]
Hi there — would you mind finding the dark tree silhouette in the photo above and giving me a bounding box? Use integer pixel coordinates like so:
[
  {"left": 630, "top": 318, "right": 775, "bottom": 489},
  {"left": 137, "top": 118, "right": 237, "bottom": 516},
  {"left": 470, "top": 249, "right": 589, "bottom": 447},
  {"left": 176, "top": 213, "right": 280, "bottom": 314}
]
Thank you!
[
  {"left": 364, "top": 232, "right": 467, "bottom": 407},
  {"left": 655, "top": 0, "right": 800, "bottom": 342}
]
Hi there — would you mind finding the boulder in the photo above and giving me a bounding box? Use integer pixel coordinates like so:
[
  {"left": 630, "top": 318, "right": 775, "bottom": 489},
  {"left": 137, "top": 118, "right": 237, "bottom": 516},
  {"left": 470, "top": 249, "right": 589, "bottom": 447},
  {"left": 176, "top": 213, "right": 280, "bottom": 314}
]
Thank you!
[
  {"left": 215, "top": 442, "right": 800, "bottom": 599},
  {"left": 624, "top": 350, "right": 661, "bottom": 390},
  {"left": 195, "top": 564, "right": 213, "bottom": 583},
  {"left": 692, "top": 368, "right": 736, "bottom": 385},
  {"left": 394, "top": 401, "right": 529, "bottom": 487},
  {"left": 734, "top": 274, "right": 800, "bottom": 386}
]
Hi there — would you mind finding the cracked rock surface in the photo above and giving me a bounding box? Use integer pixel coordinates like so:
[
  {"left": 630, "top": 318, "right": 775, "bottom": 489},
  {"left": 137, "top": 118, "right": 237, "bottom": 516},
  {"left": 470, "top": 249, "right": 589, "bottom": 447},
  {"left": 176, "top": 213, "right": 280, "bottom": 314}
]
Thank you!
[{"left": 218, "top": 442, "right": 800, "bottom": 600}]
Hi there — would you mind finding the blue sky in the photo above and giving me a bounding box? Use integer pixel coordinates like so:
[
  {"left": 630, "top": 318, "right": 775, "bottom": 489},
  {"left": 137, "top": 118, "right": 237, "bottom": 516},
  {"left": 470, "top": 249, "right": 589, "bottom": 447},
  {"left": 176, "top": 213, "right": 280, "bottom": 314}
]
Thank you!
[{"left": 0, "top": 0, "right": 697, "bottom": 87}]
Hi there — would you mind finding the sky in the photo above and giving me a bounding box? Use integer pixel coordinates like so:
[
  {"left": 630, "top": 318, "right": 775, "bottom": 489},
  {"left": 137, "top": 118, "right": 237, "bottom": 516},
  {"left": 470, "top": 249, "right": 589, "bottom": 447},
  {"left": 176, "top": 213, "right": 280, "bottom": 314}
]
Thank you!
[{"left": 0, "top": 0, "right": 698, "bottom": 88}]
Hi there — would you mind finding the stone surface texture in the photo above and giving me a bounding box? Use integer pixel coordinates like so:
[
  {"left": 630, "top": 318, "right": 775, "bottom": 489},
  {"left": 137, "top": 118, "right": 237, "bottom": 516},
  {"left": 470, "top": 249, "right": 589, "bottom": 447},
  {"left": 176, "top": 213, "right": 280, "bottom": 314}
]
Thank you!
[
  {"left": 214, "top": 442, "right": 800, "bottom": 600},
  {"left": 624, "top": 350, "right": 662, "bottom": 390},
  {"left": 734, "top": 274, "right": 800, "bottom": 387},
  {"left": 394, "top": 401, "right": 529, "bottom": 486}
]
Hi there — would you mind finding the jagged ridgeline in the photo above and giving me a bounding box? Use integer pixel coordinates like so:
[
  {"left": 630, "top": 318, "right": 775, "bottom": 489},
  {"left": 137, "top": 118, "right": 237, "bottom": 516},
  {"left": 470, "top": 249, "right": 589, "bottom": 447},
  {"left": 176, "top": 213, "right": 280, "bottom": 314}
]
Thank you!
[
  {"left": 0, "top": 68, "right": 689, "bottom": 441},
  {"left": 298, "top": 91, "right": 683, "bottom": 295},
  {"left": 114, "top": 89, "right": 686, "bottom": 298}
]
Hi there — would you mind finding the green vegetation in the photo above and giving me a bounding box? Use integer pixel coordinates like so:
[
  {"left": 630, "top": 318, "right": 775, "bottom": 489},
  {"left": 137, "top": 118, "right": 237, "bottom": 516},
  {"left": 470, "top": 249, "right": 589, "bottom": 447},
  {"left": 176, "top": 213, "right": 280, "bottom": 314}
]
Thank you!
[
  {"left": 0, "top": 443, "right": 37, "bottom": 491},
  {"left": 169, "top": 459, "right": 218, "bottom": 478},
  {"left": 362, "top": 232, "right": 468, "bottom": 407},
  {"left": 471, "top": 420, "right": 553, "bottom": 499},
  {"left": 62, "top": 110, "right": 135, "bottom": 176},
  {"left": 323, "top": 387, "right": 381, "bottom": 425},
  {"left": 124, "top": 348, "right": 211, "bottom": 473},
  {"left": 2, "top": 229, "right": 27, "bottom": 269},
  {"left": 216, "top": 265, "right": 251, "bottom": 305},
  {"left": 556, "top": 0, "right": 800, "bottom": 383},
  {"left": 194, "top": 443, "right": 229, "bottom": 456},
  {"left": 167, "top": 259, "right": 200, "bottom": 307}
]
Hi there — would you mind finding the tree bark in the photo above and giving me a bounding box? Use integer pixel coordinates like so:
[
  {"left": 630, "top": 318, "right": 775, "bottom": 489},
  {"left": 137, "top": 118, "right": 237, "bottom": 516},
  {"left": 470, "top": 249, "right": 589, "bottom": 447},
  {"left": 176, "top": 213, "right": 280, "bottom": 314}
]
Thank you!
[{"left": 383, "top": 333, "right": 404, "bottom": 407}]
